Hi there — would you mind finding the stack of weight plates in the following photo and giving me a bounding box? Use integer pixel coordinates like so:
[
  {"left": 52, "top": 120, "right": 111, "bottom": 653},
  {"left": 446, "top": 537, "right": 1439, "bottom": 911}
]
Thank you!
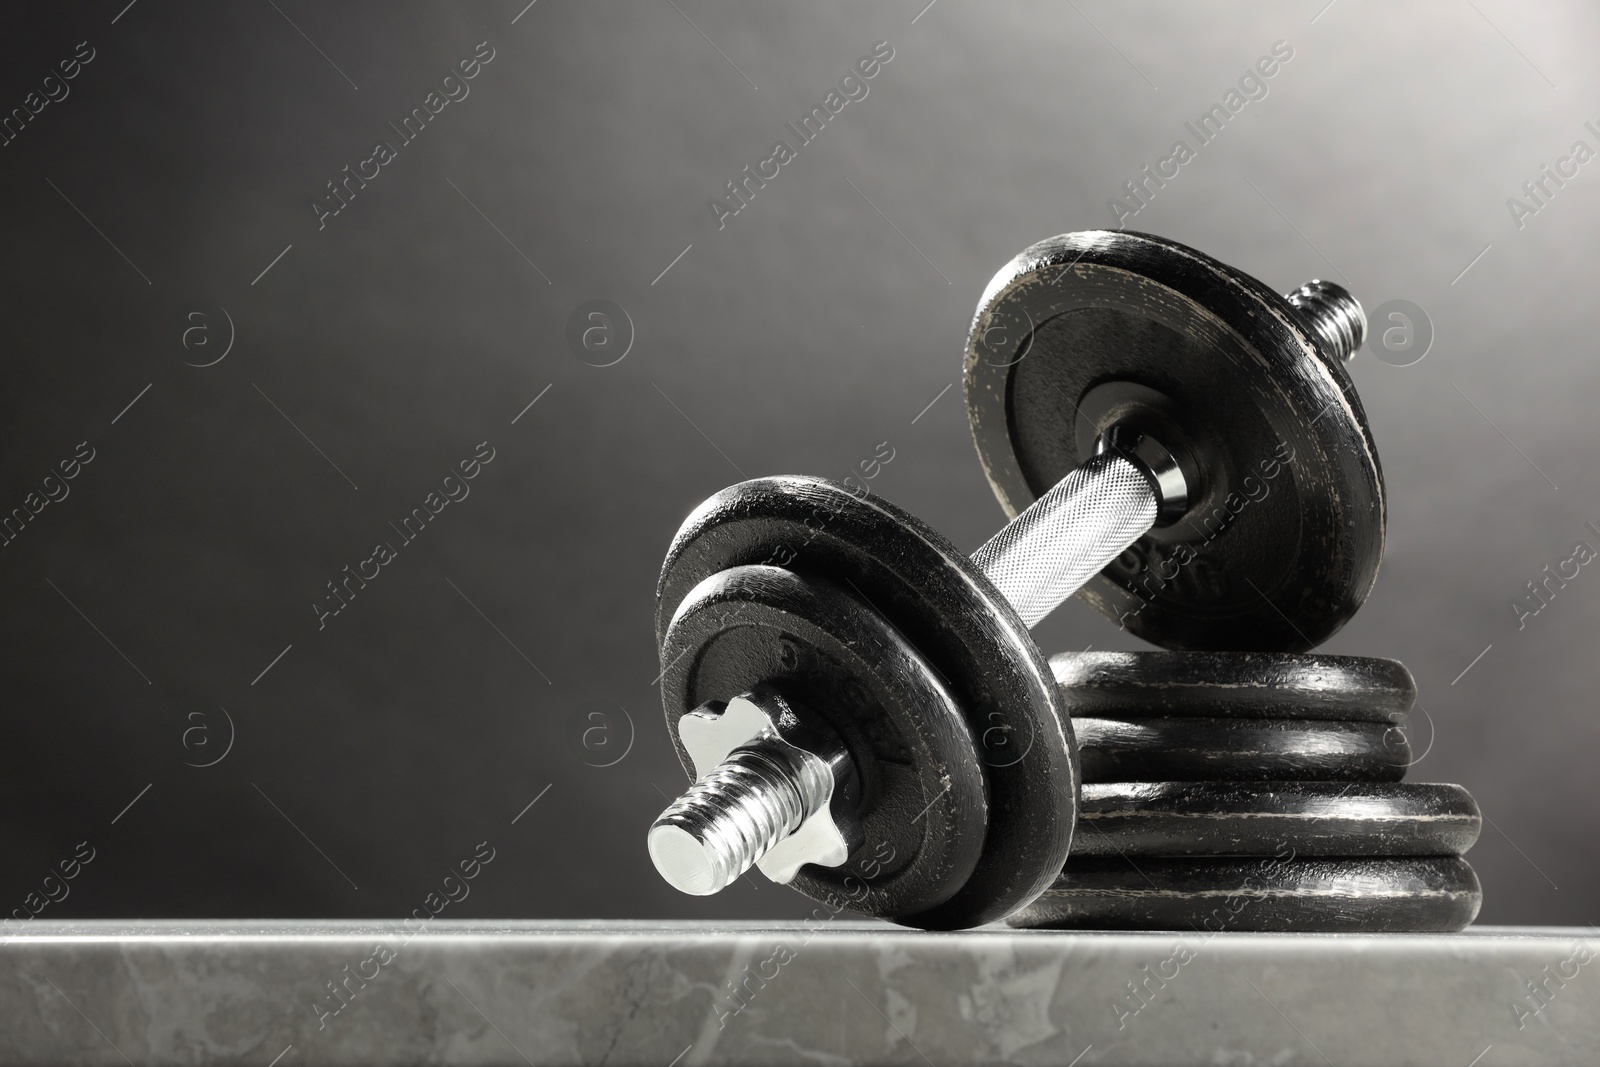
[{"left": 1009, "top": 651, "right": 1483, "bottom": 932}]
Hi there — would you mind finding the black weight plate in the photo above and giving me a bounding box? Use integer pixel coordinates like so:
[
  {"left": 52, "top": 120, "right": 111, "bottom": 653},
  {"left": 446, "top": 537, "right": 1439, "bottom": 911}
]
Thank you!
[
  {"left": 964, "top": 230, "right": 1385, "bottom": 652},
  {"left": 1053, "top": 650, "right": 1415, "bottom": 722},
  {"left": 656, "top": 476, "right": 1075, "bottom": 930},
  {"left": 1072, "top": 781, "right": 1480, "bottom": 858},
  {"left": 1076, "top": 716, "right": 1408, "bottom": 783},
  {"left": 660, "top": 565, "right": 988, "bottom": 918},
  {"left": 1008, "top": 856, "right": 1481, "bottom": 932}
]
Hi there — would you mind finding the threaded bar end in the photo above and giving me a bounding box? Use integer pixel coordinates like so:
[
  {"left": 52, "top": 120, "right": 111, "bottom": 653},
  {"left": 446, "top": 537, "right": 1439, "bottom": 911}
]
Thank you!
[
  {"left": 1285, "top": 279, "right": 1366, "bottom": 363},
  {"left": 648, "top": 743, "right": 816, "bottom": 896}
]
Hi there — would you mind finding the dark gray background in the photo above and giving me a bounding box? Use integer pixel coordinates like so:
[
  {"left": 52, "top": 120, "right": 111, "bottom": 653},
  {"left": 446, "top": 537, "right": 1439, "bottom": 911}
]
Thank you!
[{"left": 1, "top": 0, "right": 1594, "bottom": 927}]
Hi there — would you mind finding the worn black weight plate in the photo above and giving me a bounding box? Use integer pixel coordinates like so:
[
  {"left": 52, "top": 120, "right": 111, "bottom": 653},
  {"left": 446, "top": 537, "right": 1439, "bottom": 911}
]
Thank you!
[
  {"left": 657, "top": 476, "right": 1076, "bottom": 930},
  {"left": 1076, "top": 716, "right": 1408, "bottom": 783},
  {"left": 1072, "top": 781, "right": 1480, "bottom": 858},
  {"left": 660, "top": 565, "right": 988, "bottom": 918},
  {"left": 964, "top": 230, "right": 1385, "bottom": 652},
  {"left": 1008, "top": 856, "right": 1481, "bottom": 932},
  {"left": 1053, "top": 650, "right": 1415, "bottom": 722}
]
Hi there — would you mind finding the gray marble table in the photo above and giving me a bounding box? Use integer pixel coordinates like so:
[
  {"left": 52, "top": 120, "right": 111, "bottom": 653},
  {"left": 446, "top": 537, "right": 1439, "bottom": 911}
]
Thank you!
[{"left": 1, "top": 920, "right": 1595, "bottom": 1065}]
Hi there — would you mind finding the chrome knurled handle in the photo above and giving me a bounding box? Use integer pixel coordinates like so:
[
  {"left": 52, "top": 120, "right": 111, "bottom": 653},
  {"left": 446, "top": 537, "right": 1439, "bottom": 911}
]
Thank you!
[{"left": 970, "top": 450, "right": 1158, "bottom": 629}]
